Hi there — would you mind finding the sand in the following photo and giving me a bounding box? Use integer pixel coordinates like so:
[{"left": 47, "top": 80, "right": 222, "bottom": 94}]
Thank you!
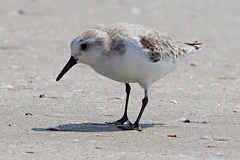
[{"left": 0, "top": 0, "right": 239, "bottom": 159}]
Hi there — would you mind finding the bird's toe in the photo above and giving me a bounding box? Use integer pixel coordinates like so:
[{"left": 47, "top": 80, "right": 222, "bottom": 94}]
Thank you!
[{"left": 106, "top": 116, "right": 131, "bottom": 125}]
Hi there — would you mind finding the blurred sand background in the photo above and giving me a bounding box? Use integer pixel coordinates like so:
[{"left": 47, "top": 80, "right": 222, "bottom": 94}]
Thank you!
[{"left": 0, "top": 0, "right": 240, "bottom": 159}]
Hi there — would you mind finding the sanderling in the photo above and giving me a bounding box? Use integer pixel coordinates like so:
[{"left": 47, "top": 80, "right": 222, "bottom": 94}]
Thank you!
[{"left": 56, "top": 23, "right": 202, "bottom": 131}]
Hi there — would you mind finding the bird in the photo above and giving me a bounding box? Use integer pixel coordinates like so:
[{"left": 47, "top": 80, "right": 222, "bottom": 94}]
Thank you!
[{"left": 56, "top": 23, "right": 202, "bottom": 131}]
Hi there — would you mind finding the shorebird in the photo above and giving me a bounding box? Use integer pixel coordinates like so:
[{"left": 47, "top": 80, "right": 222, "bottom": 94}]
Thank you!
[{"left": 56, "top": 23, "right": 202, "bottom": 131}]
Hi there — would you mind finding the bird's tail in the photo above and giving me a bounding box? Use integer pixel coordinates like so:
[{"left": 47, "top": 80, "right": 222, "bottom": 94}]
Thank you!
[{"left": 184, "top": 41, "right": 202, "bottom": 50}]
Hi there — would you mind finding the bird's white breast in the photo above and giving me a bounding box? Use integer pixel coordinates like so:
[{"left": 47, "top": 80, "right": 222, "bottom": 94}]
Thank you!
[{"left": 90, "top": 40, "right": 179, "bottom": 88}]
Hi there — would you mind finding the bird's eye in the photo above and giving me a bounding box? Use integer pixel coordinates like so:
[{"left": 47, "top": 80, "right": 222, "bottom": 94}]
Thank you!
[{"left": 80, "top": 43, "right": 88, "bottom": 50}]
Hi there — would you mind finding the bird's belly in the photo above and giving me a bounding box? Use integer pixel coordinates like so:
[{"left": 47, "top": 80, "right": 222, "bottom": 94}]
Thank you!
[{"left": 92, "top": 56, "right": 179, "bottom": 87}]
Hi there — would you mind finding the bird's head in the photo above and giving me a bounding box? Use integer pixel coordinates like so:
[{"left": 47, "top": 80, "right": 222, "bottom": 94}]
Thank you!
[{"left": 56, "top": 29, "right": 109, "bottom": 81}]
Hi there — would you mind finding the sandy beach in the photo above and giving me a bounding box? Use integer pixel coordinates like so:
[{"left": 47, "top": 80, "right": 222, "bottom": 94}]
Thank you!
[{"left": 0, "top": 0, "right": 240, "bottom": 159}]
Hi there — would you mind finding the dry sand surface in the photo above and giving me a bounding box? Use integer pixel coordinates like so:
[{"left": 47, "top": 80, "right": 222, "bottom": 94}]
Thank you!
[{"left": 0, "top": 0, "right": 240, "bottom": 159}]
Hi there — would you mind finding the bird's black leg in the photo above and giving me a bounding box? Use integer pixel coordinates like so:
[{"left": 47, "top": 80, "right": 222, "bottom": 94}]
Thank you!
[
  {"left": 107, "top": 83, "right": 132, "bottom": 125},
  {"left": 119, "top": 89, "right": 148, "bottom": 131}
]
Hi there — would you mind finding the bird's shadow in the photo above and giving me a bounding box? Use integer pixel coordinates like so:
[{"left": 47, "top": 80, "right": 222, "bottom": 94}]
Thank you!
[{"left": 32, "top": 122, "right": 167, "bottom": 132}]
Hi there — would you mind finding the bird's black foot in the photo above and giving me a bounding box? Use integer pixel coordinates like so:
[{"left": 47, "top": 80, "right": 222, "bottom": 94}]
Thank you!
[
  {"left": 106, "top": 115, "right": 132, "bottom": 125},
  {"left": 118, "top": 123, "right": 142, "bottom": 131}
]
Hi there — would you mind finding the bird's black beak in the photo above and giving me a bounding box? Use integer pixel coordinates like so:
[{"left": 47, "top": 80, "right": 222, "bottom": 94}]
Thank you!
[{"left": 56, "top": 56, "right": 77, "bottom": 81}]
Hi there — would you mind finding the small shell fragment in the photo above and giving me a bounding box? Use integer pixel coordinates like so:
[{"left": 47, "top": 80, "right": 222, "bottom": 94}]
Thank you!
[
  {"left": 71, "top": 139, "right": 79, "bottom": 142},
  {"left": 200, "top": 136, "right": 213, "bottom": 140},
  {"left": 183, "top": 119, "right": 190, "bottom": 123},
  {"left": 176, "top": 118, "right": 189, "bottom": 122},
  {"left": 170, "top": 100, "right": 178, "bottom": 104},
  {"left": 217, "top": 76, "right": 226, "bottom": 79},
  {"left": 25, "top": 113, "right": 33, "bottom": 116},
  {"left": 39, "top": 94, "right": 45, "bottom": 98},
  {"left": 167, "top": 135, "right": 177, "bottom": 138}
]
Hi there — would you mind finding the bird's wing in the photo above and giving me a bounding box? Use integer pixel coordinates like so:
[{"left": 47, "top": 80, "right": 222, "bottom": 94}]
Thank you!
[{"left": 139, "top": 33, "right": 201, "bottom": 62}]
